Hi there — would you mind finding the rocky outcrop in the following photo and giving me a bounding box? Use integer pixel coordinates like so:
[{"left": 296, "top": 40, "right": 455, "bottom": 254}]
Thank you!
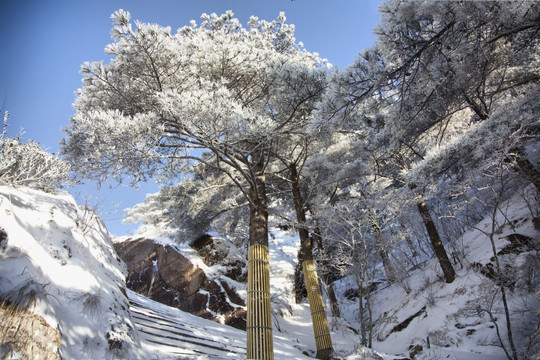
[
  {"left": 0, "top": 301, "right": 61, "bottom": 360},
  {"left": 190, "top": 234, "right": 247, "bottom": 282},
  {"left": 114, "top": 238, "right": 246, "bottom": 330}
]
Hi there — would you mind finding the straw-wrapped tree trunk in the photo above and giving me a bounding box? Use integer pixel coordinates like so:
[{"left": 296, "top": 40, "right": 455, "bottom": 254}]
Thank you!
[
  {"left": 246, "top": 149, "right": 273, "bottom": 360},
  {"left": 290, "top": 163, "right": 333, "bottom": 359},
  {"left": 310, "top": 224, "right": 341, "bottom": 319}
]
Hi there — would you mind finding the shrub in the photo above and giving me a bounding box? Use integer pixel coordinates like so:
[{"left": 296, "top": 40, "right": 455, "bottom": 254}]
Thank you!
[{"left": 0, "top": 117, "right": 71, "bottom": 191}]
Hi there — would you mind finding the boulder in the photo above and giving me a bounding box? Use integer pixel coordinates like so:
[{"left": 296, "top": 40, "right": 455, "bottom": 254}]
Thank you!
[
  {"left": 114, "top": 238, "right": 246, "bottom": 330},
  {"left": 190, "top": 235, "right": 247, "bottom": 282}
]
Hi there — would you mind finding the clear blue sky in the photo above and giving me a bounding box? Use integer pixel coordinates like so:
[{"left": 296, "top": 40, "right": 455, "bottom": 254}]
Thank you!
[{"left": 0, "top": 0, "right": 382, "bottom": 236}]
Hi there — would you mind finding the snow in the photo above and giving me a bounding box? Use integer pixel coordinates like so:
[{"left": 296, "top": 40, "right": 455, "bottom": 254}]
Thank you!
[
  {"left": 1, "top": 184, "right": 538, "bottom": 359},
  {"left": 330, "top": 186, "right": 539, "bottom": 359},
  {"left": 0, "top": 186, "right": 142, "bottom": 359}
]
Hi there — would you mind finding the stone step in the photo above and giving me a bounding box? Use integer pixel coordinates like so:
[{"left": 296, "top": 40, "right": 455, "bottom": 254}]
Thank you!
[{"left": 128, "top": 291, "right": 246, "bottom": 358}]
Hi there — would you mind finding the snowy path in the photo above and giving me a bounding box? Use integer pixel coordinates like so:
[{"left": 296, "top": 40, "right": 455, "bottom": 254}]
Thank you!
[
  {"left": 128, "top": 289, "right": 315, "bottom": 359},
  {"left": 128, "top": 290, "right": 246, "bottom": 359}
]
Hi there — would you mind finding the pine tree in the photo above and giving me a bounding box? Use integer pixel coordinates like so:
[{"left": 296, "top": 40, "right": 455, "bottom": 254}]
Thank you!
[{"left": 61, "top": 11, "right": 326, "bottom": 359}]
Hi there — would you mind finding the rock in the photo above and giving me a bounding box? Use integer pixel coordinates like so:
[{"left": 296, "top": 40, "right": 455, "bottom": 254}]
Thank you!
[
  {"left": 225, "top": 308, "right": 247, "bottom": 328},
  {"left": 533, "top": 217, "right": 540, "bottom": 230},
  {"left": 221, "top": 279, "right": 245, "bottom": 306},
  {"left": 389, "top": 307, "right": 427, "bottom": 335},
  {"left": 0, "top": 301, "right": 61, "bottom": 359},
  {"left": 495, "top": 233, "right": 537, "bottom": 257},
  {"left": 0, "top": 227, "right": 7, "bottom": 251},
  {"left": 114, "top": 238, "right": 246, "bottom": 330},
  {"left": 189, "top": 234, "right": 247, "bottom": 282},
  {"left": 408, "top": 344, "right": 423, "bottom": 359}
]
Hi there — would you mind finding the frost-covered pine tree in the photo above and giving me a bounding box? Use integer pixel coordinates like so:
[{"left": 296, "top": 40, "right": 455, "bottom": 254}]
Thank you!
[
  {"left": 325, "top": 1, "right": 539, "bottom": 355},
  {"left": 61, "top": 10, "right": 327, "bottom": 359},
  {"left": 318, "top": 0, "right": 539, "bottom": 287},
  {"left": 270, "top": 123, "right": 337, "bottom": 358},
  {"left": 375, "top": 0, "right": 539, "bottom": 144}
]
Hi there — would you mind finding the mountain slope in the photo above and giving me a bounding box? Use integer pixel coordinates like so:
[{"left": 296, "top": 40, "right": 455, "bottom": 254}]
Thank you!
[
  {"left": 0, "top": 186, "right": 315, "bottom": 359},
  {"left": 0, "top": 184, "right": 537, "bottom": 359},
  {"left": 0, "top": 185, "right": 142, "bottom": 359},
  {"left": 331, "top": 185, "right": 540, "bottom": 359}
]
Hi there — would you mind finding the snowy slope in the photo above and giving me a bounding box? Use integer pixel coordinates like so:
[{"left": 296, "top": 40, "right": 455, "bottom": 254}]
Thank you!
[
  {"left": 0, "top": 185, "right": 143, "bottom": 359},
  {"left": 0, "top": 186, "right": 318, "bottom": 359},
  {"left": 331, "top": 187, "right": 540, "bottom": 359},
  {"left": 128, "top": 289, "right": 318, "bottom": 359},
  {"left": 1, "top": 184, "right": 537, "bottom": 359},
  {"left": 120, "top": 190, "right": 539, "bottom": 359}
]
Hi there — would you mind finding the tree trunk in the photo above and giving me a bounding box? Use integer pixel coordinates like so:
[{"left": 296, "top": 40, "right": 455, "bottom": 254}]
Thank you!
[
  {"left": 311, "top": 224, "right": 341, "bottom": 319},
  {"left": 246, "top": 154, "right": 273, "bottom": 360},
  {"left": 379, "top": 249, "right": 396, "bottom": 283},
  {"left": 294, "top": 259, "right": 307, "bottom": 303},
  {"left": 366, "top": 286, "right": 373, "bottom": 348},
  {"left": 290, "top": 164, "right": 333, "bottom": 359},
  {"left": 417, "top": 199, "right": 456, "bottom": 283},
  {"left": 369, "top": 212, "right": 396, "bottom": 283},
  {"left": 358, "top": 285, "right": 367, "bottom": 346},
  {"left": 487, "top": 197, "right": 519, "bottom": 360}
]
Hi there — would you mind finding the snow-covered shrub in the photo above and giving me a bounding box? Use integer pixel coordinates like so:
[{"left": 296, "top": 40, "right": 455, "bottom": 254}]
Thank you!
[{"left": 0, "top": 128, "right": 71, "bottom": 191}]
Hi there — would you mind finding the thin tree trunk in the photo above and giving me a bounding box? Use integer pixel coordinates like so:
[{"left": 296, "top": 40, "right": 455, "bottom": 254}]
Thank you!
[
  {"left": 487, "top": 196, "right": 519, "bottom": 360},
  {"left": 357, "top": 284, "right": 367, "bottom": 346},
  {"left": 366, "top": 286, "right": 373, "bottom": 348},
  {"left": 369, "top": 212, "right": 396, "bottom": 283},
  {"left": 290, "top": 164, "right": 333, "bottom": 359},
  {"left": 417, "top": 198, "right": 456, "bottom": 283},
  {"left": 246, "top": 153, "right": 274, "bottom": 360},
  {"left": 379, "top": 249, "right": 396, "bottom": 283},
  {"left": 500, "top": 286, "right": 518, "bottom": 360}
]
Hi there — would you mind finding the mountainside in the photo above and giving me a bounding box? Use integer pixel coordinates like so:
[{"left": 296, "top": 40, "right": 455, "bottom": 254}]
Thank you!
[
  {"left": 0, "top": 185, "right": 538, "bottom": 359},
  {"left": 331, "top": 186, "right": 540, "bottom": 359},
  {"left": 0, "top": 186, "right": 314, "bottom": 359}
]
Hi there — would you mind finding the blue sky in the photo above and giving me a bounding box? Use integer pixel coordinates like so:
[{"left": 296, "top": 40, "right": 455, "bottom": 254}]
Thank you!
[{"left": 0, "top": 0, "right": 383, "bottom": 236}]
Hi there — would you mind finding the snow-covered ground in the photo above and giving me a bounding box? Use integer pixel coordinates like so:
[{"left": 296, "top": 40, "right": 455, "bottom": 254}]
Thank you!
[
  {"left": 331, "top": 187, "right": 539, "bottom": 359},
  {"left": 0, "top": 184, "right": 538, "bottom": 359}
]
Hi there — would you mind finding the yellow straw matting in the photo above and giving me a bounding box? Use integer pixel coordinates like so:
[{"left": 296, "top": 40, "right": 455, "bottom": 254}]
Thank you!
[
  {"left": 303, "top": 259, "right": 332, "bottom": 352},
  {"left": 247, "top": 244, "right": 274, "bottom": 360}
]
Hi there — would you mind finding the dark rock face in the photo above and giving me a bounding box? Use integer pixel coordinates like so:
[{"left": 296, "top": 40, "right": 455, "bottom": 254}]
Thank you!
[
  {"left": 190, "top": 235, "right": 247, "bottom": 282},
  {"left": 114, "top": 238, "right": 246, "bottom": 330}
]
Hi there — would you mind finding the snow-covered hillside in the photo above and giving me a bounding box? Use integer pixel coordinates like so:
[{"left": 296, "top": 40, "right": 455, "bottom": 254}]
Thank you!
[
  {"left": 0, "top": 185, "right": 538, "bottom": 359},
  {"left": 0, "top": 186, "right": 316, "bottom": 359},
  {"left": 122, "top": 186, "right": 539, "bottom": 359},
  {"left": 329, "top": 187, "right": 540, "bottom": 359},
  {"left": 0, "top": 186, "right": 142, "bottom": 359}
]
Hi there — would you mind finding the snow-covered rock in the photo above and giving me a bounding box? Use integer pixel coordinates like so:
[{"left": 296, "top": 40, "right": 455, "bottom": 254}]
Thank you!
[{"left": 113, "top": 236, "right": 247, "bottom": 329}]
